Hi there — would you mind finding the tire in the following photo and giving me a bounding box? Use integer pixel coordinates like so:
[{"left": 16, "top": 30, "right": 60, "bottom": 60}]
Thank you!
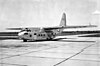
[
  {"left": 50, "top": 36, "right": 54, "bottom": 40},
  {"left": 47, "top": 37, "right": 53, "bottom": 40},
  {"left": 23, "top": 39, "right": 27, "bottom": 42}
]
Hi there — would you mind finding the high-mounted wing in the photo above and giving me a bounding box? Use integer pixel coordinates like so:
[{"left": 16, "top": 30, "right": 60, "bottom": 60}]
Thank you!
[
  {"left": 6, "top": 25, "right": 97, "bottom": 31},
  {"left": 43, "top": 25, "right": 97, "bottom": 30}
]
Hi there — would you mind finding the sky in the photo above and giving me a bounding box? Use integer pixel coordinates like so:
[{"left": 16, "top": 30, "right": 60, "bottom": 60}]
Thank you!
[{"left": 0, "top": 0, "right": 100, "bottom": 31}]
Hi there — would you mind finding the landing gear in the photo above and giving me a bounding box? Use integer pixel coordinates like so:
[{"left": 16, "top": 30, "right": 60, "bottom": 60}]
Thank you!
[
  {"left": 49, "top": 38, "right": 53, "bottom": 40},
  {"left": 47, "top": 36, "right": 54, "bottom": 40},
  {"left": 23, "top": 39, "right": 27, "bottom": 42}
]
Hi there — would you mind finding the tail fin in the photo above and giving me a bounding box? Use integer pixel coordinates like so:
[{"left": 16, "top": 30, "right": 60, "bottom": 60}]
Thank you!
[{"left": 59, "top": 13, "right": 66, "bottom": 27}]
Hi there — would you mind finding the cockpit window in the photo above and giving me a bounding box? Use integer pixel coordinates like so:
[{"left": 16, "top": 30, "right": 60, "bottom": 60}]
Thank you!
[
  {"left": 20, "top": 30, "right": 25, "bottom": 32},
  {"left": 20, "top": 30, "right": 31, "bottom": 32},
  {"left": 27, "top": 30, "right": 31, "bottom": 32}
]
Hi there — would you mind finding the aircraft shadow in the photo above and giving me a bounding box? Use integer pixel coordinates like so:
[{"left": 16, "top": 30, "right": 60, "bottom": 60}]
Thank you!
[
  {"left": 79, "top": 33, "right": 100, "bottom": 37},
  {"left": 57, "top": 40, "right": 95, "bottom": 42},
  {"left": 28, "top": 38, "right": 95, "bottom": 43},
  {"left": 28, "top": 38, "right": 67, "bottom": 42}
]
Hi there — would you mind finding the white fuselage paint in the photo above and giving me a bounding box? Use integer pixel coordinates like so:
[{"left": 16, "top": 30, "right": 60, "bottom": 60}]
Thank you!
[{"left": 18, "top": 28, "right": 61, "bottom": 41}]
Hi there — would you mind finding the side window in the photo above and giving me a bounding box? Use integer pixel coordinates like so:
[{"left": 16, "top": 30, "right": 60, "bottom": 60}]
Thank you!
[
  {"left": 38, "top": 34, "right": 45, "bottom": 36},
  {"left": 43, "top": 34, "right": 45, "bottom": 36},
  {"left": 41, "top": 34, "right": 42, "bottom": 36},
  {"left": 34, "top": 33, "right": 37, "bottom": 35},
  {"left": 38, "top": 34, "right": 40, "bottom": 36},
  {"left": 30, "top": 34, "right": 32, "bottom": 37}
]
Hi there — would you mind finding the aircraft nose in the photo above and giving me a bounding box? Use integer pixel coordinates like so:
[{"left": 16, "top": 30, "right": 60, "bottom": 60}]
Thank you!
[{"left": 18, "top": 31, "right": 26, "bottom": 38}]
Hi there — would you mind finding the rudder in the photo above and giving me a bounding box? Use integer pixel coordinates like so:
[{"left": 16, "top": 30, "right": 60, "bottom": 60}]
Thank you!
[{"left": 59, "top": 13, "right": 66, "bottom": 27}]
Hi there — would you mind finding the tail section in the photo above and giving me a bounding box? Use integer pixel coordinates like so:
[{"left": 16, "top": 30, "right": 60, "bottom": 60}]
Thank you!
[
  {"left": 59, "top": 13, "right": 66, "bottom": 27},
  {"left": 58, "top": 13, "right": 67, "bottom": 33}
]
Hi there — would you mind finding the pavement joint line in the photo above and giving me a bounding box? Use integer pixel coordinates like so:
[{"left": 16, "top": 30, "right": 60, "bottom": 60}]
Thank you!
[
  {"left": 20, "top": 55, "right": 100, "bottom": 62},
  {"left": 0, "top": 44, "right": 64, "bottom": 60},
  {"left": 53, "top": 44, "right": 95, "bottom": 66},
  {"left": 0, "top": 41, "right": 77, "bottom": 60},
  {"left": 23, "top": 50, "right": 100, "bottom": 55},
  {"left": 0, "top": 63, "right": 27, "bottom": 66},
  {"left": 70, "top": 59, "right": 100, "bottom": 62}
]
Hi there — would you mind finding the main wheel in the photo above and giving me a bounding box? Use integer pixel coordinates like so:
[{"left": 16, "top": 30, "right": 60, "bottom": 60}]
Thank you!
[
  {"left": 47, "top": 37, "right": 53, "bottom": 40},
  {"left": 23, "top": 39, "right": 27, "bottom": 42}
]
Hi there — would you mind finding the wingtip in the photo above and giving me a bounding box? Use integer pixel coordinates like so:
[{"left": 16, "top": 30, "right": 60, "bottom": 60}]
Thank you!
[{"left": 6, "top": 28, "right": 22, "bottom": 30}]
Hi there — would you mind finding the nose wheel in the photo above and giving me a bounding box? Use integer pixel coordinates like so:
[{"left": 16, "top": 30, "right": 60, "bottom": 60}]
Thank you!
[{"left": 23, "top": 39, "right": 27, "bottom": 42}]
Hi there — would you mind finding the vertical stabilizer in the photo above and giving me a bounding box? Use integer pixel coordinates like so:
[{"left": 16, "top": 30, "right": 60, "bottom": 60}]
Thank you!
[{"left": 59, "top": 13, "right": 66, "bottom": 27}]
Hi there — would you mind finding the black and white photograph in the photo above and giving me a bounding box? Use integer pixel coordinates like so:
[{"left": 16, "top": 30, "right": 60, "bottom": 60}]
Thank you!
[{"left": 0, "top": 0, "right": 100, "bottom": 66}]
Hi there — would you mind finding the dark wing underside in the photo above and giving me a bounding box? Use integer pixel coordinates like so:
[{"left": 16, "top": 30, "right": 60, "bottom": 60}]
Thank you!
[{"left": 0, "top": 32, "right": 19, "bottom": 40}]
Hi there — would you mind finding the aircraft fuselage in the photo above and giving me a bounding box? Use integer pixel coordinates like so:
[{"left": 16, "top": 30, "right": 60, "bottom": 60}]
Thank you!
[{"left": 18, "top": 28, "right": 59, "bottom": 42}]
